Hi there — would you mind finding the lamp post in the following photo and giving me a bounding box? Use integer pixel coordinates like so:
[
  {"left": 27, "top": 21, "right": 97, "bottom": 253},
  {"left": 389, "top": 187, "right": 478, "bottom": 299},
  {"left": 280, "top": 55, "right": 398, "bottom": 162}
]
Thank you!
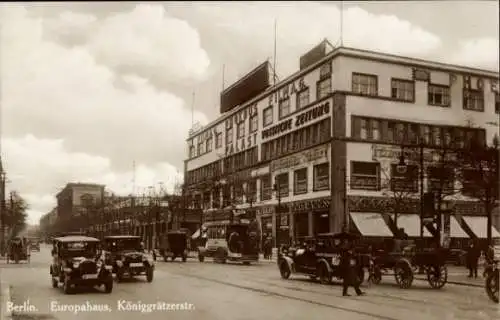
[
  {"left": 273, "top": 176, "right": 282, "bottom": 248},
  {"left": 0, "top": 170, "right": 6, "bottom": 255},
  {"left": 396, "top": 139, "right": 426, "bottom": 241}
]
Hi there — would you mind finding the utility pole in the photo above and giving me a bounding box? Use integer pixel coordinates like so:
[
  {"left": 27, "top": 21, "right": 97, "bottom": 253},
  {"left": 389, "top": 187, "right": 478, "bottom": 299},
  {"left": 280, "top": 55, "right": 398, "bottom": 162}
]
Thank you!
[{"left": 0, "top": 167, "right": 5, "bottom": 255}]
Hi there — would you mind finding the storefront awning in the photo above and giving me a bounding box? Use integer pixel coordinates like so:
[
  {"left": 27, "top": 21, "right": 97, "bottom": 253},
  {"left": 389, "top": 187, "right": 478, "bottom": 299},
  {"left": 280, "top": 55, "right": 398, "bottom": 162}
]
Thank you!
[
  {"left": 463, "top": 216, "right": 500, "bottom": 239},
  {"left": 191, "top": 229, "right": 201, "bottom": 239},
  {"left": 450, "top": 216, "right": 469, "bottom": 238},
  {"left": 350, "top": 212, "right": 393, "bottom": 237},
  {"left": 395, "top": 214, "right": 432, "bottom": 237}
]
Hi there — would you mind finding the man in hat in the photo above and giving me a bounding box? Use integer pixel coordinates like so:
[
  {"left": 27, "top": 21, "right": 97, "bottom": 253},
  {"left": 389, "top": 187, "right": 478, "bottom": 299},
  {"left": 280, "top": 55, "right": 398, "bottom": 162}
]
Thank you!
[{"left": 340, "top": 239, "right": 365, "bottom": 296}]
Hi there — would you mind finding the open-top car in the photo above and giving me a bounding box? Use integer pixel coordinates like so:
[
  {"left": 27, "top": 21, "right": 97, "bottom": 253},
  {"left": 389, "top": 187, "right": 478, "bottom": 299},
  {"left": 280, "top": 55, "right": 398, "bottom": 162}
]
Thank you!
[
  {"left": 29, "top": 237, "right": 41, "bottom": 252},
  {"left": 50, "top": 236, "right": 113, "bottom": 294},
  {"left": 198, "top": 221, "right": 259, "bottom": 265},
  {"left": 7, "top": 237, "right": 30, "bottom": 264},
  {"left": 102, "top": 235, "right": 154, "bottom": 282},
  {"left": 278, "top": 232, "right": 368, "bottom": 285},
  {"left": 155, "top": 230, "right": 188, "bottom": 262}
]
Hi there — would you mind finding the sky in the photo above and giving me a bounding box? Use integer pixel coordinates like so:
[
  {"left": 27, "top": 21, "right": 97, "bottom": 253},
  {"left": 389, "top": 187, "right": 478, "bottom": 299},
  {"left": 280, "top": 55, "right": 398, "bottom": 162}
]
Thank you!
[{"left": 0, "top": 1, "right": 498, "bottom": 225}]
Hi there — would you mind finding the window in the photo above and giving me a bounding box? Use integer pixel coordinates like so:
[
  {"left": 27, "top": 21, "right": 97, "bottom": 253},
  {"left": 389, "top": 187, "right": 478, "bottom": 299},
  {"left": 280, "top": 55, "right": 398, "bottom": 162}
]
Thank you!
[
  {"left": 197, "top": 140, "right": 205, "bottom": 155},
  {"left": 371, "top": 120, "right": 380, "bottom": 140},
  {"left": 463, "top": 89, "right": 484, "bottom": 111},
  {"left": 225, "top": 127, "right": 233, "bottom": 145},
  {"left": 279, "top": 98, "right": 291, "bottom": 119},
  {"left": 294, "top": 168, "right": 308, "bottom": 195},
  {"left": 427, "top": 166, "right": 455, "bottom": 193},
  {"left": 313, "top": 163, "right": 329, "bottom": 191},
  {"left": 428, "top": 84, "right": 450, "bottom": 106},
  {"left": 432, "top": 126, "right": 441, "bottom": 146},
  {"left": 350, "top": 162, "right": 380, "bottom": 190},
  {"left": 352, "top": 73, "right": 377, "bottom": 96},
  {"left": 275, "top": 173, "right": 289, "bottom": 198},
  {"left": 360, "top": 118, "right": 368, "bottom": 139},
  {"left": 206, "top": 137, "right": 213, "bottom": 152},
  {"left": 260, "top": 175, "right": 272, "bottom": 201},
  {"left": 319, "top": 62, "right": 331, "bottom": 79},
  {"left": 212, "top": 187, "right": 220, "bottom": 208},
  {"left": 391, "top": 79, "right": 414, "bottom": 102},
  {"left": 496, "top": 95, "right": 500, "bottom": 114},
  {"left": 215, "top": 132, "right": 223, "bottom": 149},
  {"left": 317, "top": 77, "right": 331, "bottom": 99},
  {"left": 297, "top": 89, "right": 310, "bottom": 110},
  {"left": 390, "top": 164, "right": 418, "bottom": 193},
  {"left": 189, "top": 145, "right": 195, "bottom": 158},
  {"left": 249, "top": 114, "right": 258, "bottom": 133},
  {"left": 237, "top": 122, "right": 245, "bottom": 138},
  {"left": 263, "top": 106, "right": 273, "bottom": 127}
]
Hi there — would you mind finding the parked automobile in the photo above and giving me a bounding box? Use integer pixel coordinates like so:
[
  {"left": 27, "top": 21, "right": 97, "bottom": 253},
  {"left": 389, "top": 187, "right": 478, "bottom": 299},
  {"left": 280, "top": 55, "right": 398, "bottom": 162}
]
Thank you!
[
  {"left": 278, "top": 232, "right": 368, "bottom": 285},
  {"left": 102, "top": 235, "right": 154, "bottom": 282},
  {"left": 7, "top": 237, "right": 30, "bottom": 264},
  {"left": 30, "top": 238, "right": 41, "bottom": 252},
  {"left": 50, "top": 236, "right": 113, "bottom": 294}
]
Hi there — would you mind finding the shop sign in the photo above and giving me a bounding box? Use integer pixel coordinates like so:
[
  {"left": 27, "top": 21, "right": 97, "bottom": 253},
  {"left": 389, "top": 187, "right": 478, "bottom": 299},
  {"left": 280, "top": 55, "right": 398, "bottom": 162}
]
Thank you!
[
  {"left": 256, "top": 205, "right": 275, "bottom": 216},
  {"left": 271, "top": 145, "right": 328, "bottom": 172},
  {"left": 371, "top": 145, "right": 456, "bottom": 163},
  {"left": 287, "top": 198, "right": 330, "bottom": 212},
  {"left": 225, "top": 133, "right": 258, "bottom": 156},
  {"left": 225, "top": 104, "right": 258, "bottom": 129},
  {"left": 261, "top": 100, "right": 330, "bottom": 140},
  {"left": 268, "top": 77, "right": 307, "bottom": 105}
]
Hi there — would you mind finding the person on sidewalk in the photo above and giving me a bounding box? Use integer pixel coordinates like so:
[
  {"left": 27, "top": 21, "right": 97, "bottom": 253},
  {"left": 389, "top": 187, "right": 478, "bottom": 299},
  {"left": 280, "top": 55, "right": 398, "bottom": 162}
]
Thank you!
[
  {"left": 340, "top": 239, "right": 365, "bottom": 297},
  {"left": 466, "top": 240, "right": 480, "bottom": 278}
]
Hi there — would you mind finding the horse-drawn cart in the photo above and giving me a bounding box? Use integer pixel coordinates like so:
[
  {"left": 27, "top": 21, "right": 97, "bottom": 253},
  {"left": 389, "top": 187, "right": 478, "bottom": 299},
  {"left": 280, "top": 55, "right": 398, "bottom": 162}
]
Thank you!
[
  {"left": 6, "top": 237, "right": 30, "bottom": 264},
  {"left": 370, "top": 243, "right": 448, "bottom": 289}
]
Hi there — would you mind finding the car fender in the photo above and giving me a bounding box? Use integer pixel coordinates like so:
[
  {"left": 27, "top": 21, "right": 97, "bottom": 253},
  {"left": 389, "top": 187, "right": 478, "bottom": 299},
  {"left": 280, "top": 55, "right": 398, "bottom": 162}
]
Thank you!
[
  {"left": 316, "top": 258, "right": 332, "bottom": 274},
  {"left": 280, "top": 256, "right": 295, "bottom": 272},
  {"left": 395, "top": 258, "right": 412, "bottom": 269}
]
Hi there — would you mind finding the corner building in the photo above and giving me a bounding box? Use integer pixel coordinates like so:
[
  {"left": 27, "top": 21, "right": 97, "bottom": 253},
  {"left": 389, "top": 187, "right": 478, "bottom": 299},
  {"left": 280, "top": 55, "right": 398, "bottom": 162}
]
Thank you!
[{"left": 184, "top": 43, "right": 500, "bottom": 247}]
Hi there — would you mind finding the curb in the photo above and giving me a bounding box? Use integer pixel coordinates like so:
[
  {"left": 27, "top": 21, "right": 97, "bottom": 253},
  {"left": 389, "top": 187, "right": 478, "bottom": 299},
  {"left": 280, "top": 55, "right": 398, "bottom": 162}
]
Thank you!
[
  {"left": 414, "top": 277, "right": 483, "bottom": 288},
  {"left": 1, "top": 281, "right": 13, "bottom": 319}
]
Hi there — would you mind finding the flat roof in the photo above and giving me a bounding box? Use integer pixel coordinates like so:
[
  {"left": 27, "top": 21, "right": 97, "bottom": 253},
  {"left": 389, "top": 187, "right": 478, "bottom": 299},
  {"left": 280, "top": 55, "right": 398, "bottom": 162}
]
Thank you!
[
  {"left": 186, "top": 45, "right": 499, "bottom": 142},
  {"left": 54, "top": 236, "right": 100, "bottom": 242}
]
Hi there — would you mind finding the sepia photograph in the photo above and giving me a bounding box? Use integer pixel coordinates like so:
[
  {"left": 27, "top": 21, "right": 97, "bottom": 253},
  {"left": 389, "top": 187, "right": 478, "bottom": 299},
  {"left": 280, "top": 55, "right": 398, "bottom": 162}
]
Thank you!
[{"left": 0, "top": 1, "right": 499, "bottom": 319}]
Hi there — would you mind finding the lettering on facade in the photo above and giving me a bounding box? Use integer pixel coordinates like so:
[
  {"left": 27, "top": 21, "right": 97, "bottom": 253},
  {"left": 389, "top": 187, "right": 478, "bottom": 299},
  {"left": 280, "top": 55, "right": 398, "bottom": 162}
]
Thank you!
[
  {"left": 268, "top": 77, "right": 307, "bottom": 105},
  {"left": 257, "top": 206, "right": 276, "bottom": 217},
  {"left": 225, "top": 133, "right": 258, "bottom": 156},
  {"left": 262, "top": 119, "right": 293, "bottom": 139},
  {"left": 371, "top": 145, "right": 456, "bottom": 163},
  {"left": 295, "top": 101, "right": 330, "bottom": 127},
  {"left": 412, "top": 68, "right": 430, "bottom": 82},
  {"left": 271, "top": 145, "right": 328, "bottom": 172},
  {"left": 225, "top": 104, "right": 258, "bottom": 129},
  {"left": 287, "top": 198, "right": 330, "bottom": 213},
  {"left": 462, "top": 74, "right": 498, "bottom": 93}
]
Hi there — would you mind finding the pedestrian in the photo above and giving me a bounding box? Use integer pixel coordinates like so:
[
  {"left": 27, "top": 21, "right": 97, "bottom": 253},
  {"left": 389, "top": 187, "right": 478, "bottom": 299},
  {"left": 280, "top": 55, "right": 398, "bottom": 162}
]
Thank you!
[
  {"left": 340, "top": 239, "right": 365, "bottom": 297},
  {"left": 466, "top": 240, "right": 480, "bottom": 278}
]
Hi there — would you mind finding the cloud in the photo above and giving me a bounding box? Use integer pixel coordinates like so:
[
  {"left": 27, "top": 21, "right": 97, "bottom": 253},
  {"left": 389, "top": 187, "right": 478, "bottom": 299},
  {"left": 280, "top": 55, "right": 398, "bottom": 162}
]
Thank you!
[
  {"left": 43, "top": 4, "right": 210, "bottom": 83},
  {"left": 0, "top": 6, "right": 207, "bottom": 223},
  {"left": 450, "top": 38, "right": 499, "bottom": 71},
  {"left": 2, "top": 135, "right": 183, "bottom": 224}
]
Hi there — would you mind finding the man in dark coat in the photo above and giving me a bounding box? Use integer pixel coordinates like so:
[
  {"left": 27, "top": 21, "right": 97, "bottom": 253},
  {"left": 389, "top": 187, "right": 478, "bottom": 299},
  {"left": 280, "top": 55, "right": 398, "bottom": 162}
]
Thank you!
[
  {"left": 340, "top": 240, "right": 365, "bottom": 296},
  {"left": 466, "top": 240, "right": 480, "bottom": 278}
]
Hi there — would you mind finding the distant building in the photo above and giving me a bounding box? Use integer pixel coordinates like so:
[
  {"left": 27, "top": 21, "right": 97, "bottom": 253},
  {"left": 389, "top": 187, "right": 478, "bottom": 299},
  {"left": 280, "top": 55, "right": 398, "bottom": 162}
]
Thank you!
[{"left": 56, "top": 183, "right": 105, "bottom": 218}]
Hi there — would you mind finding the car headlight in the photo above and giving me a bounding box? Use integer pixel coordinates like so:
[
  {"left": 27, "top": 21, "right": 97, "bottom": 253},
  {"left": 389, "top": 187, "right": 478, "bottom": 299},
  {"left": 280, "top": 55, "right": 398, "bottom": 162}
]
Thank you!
[{"left": 73, "top": 262, "right": 80, "bottom": 268}]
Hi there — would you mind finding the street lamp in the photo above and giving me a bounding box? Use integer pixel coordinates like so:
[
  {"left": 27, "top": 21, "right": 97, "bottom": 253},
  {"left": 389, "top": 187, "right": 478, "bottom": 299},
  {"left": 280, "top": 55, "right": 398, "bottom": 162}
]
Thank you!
[
  {"left": 273, "top": 176, "right": 283, "bottom": 248},
  {"left": 0, "top": 170, "right": 6, "bottom": 255}
]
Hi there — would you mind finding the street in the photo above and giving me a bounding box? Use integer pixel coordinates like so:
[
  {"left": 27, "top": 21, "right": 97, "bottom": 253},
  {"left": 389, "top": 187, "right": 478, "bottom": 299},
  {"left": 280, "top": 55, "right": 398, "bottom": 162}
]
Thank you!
[{"left": 0, "top": 245, "right": 497, "bottom": 320}]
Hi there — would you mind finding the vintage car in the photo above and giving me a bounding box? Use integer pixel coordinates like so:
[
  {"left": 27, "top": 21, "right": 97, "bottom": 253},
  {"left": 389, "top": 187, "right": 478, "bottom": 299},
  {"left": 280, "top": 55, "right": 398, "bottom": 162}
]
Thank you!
[
  {"left": 277, "top": 232, "right": 368, "bottom": 285},
  {"left": 7, "top": 237, "right": 30, "bottom": 264},
  {"left": 198, "top": 221, "right": 259, "bottom": 265},
  {"left": 30, "top": 238, "right": 41, "bottom": 252},
  {"left": 50, "top": 236, "right": 113, "bottom": 294},
  {"left": 369, "top": 240, "right": 448, "bottom": 289},
  {"left": 102, "top": 235, "right": 154, "bottom": 282},
  {"left": 154, "top": 230, "right": 188, "bottom": 262}
]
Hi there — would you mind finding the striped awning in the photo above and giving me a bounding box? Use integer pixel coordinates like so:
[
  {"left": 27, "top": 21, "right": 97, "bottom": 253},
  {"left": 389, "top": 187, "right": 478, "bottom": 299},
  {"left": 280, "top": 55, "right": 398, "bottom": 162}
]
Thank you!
[{"left": 350, "top": 212, "right": 393, "bottom": 237}]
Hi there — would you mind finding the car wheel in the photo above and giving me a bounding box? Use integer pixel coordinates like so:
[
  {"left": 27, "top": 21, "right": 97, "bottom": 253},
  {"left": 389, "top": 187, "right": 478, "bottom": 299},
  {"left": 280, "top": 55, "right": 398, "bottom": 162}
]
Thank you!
[
  {"left": 146, "top": 267, "right": 154, "bottom": 283},
  {"left": 63, "top": 277, "right": 72, "bottom": 294},
  {"left": 317, "top": 264, "right": 331, "bottom": 285},
  {"left": 104, "top": 277, "right": 113, "bottom": 293}
]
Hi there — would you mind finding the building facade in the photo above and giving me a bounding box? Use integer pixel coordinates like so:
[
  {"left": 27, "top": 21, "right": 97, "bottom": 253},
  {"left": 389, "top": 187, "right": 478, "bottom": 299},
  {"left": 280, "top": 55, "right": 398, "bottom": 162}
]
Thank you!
[{"left": 184, "top": 44, "right": 500, "bottom": 247}]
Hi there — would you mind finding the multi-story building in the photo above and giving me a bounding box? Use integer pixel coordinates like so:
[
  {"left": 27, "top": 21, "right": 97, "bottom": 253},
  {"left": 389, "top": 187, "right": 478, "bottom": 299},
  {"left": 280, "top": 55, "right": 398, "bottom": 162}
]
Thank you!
[{"left": 184, "top": 41, "right": 500, "bottom": 247}]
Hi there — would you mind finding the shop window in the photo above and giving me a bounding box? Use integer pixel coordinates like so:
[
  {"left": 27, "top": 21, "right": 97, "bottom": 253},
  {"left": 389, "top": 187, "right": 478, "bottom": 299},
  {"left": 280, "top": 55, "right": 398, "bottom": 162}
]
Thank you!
[
  {"left": 313, "top": 163, "right": 329, "bottom": 191},
  {"left": 350, "top": 161, "right": 379, "bottom": 190},
  {"left": 390, "top": 164, "right": 418, "bottom": 193},
  {"left": 294, "top": 168, "right": 308, "bottom": 195}
]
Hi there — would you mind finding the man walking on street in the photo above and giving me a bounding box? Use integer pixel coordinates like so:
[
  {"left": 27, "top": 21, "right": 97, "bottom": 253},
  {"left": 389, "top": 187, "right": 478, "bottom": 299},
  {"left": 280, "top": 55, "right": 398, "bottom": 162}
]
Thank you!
[
  {"left": 340, "top": 239, "right": 365, "bottom": 297},
  {"left": 466, "top": 240, "right": 480, "bottom": 278}
]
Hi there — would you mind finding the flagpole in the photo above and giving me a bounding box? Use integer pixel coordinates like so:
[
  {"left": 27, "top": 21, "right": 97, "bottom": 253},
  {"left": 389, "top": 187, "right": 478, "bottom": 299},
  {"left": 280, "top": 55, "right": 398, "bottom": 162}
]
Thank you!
[
  {"left": 340, "top": 1, "right": 344, "bottom": 47},
  {"left": 273, "top": 18, "right": 277, "bottom": 86}
]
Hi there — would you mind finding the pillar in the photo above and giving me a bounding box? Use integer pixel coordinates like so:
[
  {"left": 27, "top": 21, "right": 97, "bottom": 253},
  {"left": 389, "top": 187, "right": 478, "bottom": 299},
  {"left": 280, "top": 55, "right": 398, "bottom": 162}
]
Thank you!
[{"left": 308, "top": 212, "right": 314, "bottom": 236}]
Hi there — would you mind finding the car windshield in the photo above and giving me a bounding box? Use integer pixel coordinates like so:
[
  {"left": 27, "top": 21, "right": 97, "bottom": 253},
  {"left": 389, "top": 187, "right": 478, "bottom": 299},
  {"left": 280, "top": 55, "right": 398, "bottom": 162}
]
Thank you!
[
  {"left": 107, "top": 239, "right": 141, "bottom": 252},
  {"left": 60, "top": 241, "right": 97, "bottom": 258}
]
